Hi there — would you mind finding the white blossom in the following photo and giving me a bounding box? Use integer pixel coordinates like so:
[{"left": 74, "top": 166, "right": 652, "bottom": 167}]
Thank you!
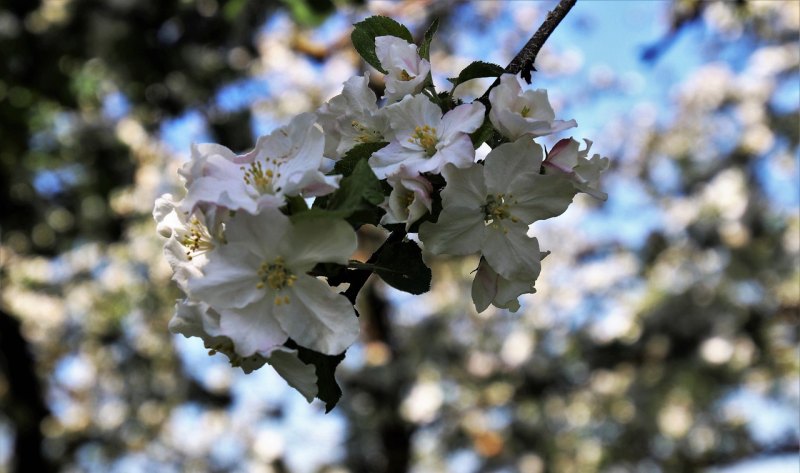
[
  {"left": 188, "top": 209, "right": 359, "bottom": 356},
  {"left": 375, "top": 36, "right": 431, "bottom": 102},
  {"left": 380, "top": 167, "right": 433, "bottom": 230},
  {"left": 369, "top": 94, "right": 485, "bottom": 179},
  {"left": 317, "top": 73, "right": 388, "bottom": 159},
  {"left": 544, "top": 137, "right": 610, "bottom": 200},
  {"left": 471, "top": 258, "right": 535, "bottom": 313},
  {"left": 418, "top": 138, "right": 576, "bottom": 280},
  {"left": 181, "top": 113, "right": 340, "bottom": 214},
  {"left": 488, "top": 73, "right": 577, "bottom": 140}
]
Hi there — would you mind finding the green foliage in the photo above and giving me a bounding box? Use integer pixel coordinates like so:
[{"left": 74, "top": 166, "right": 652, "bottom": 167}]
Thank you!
[
  {"left": 419, "top": 18, "right": 440, "bottom": 60},
  {"left": 300, "top": 159, "right": 385, "bottom": 227},
  {"left": 374, "top": 240, "right": 431, "bottom": 295},
  {"left": 448, "top": 61, "right": 505, "bottom": 89},
  {"left": 332, "top": 142, "right": 388, "bottom": 176},
  {"left": 286, "top": 340, "right": 346, "bottom": 412},
  {"left": 351, "top": 16, "right": 414, "bottom": 73}
]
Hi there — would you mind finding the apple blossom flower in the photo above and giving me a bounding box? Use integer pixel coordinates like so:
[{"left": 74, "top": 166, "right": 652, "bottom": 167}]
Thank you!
[
  {"left": 369, "top": 94, "right": 485, "bottom": 179},
  {"left": 418, "top": 138, "right": 576, "bottom": 280},
  {"left": 375, "top": 36, "right": 431, "bottom": 102},
  {"left": 380, "top": 167, "right": 433, "bottom": 230},
  {"left": 488, "top": 73, "right": 577, "bottom": 140},
  {"left": 181, "top": 113, "right": 340, "bottom": 215},
  {"left": 317, "top": 74, "right": 388, "bottom": 159},
  {"left": 544, "top": 137, "right": 610, "bottom": 200},
  {"left": 188, "top": 208, "right": 359, "bottom": 356},
  {"left": 170, "top": 300, "right": 318, "bottom": 401},
  {"left": 471, "top": 258, "right": 535, "bottom": 313}
]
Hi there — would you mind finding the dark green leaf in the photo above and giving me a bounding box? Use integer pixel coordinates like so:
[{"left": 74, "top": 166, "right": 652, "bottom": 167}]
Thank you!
[
  {"left": 419, "top": 18, "right": 439, "bottom": 61},
  {"left": 285, "top": 195, "right": 309, "bottom": 215},
  {"left": 470, "top": 118, "right": 495, "bottom": 148},
  {"left": 447, "top": 61, "right": 505, "bottom": 89},
  {"left": 375, "top": 240, "right": 431, "bottom": 295},
  {"left": 286, "top": 340, "right": 345, "bottom": 412},
  {"left": 333, "top": 142, "right": 388, "bottom": 176},
  {"left": 351, "top": 16, "right": 414, "bottom": 73}
]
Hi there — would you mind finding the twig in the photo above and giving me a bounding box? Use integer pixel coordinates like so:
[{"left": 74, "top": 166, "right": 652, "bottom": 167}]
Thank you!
[{"left": 479, "top": 0, "right": 577, "bottom": 102}]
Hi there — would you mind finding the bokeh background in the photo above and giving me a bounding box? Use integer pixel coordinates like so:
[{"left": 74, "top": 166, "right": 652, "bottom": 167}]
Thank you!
[{"left": 0, "top": 1, "right": 798, "bottom": 472}]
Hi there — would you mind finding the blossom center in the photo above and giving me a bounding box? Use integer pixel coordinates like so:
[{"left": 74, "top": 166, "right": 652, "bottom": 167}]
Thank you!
[
  {"left": 352, "top": 120, "right": 383, "bottom": 143},
  {"left": 408, "top": 125, "right": 438, "bottom": 156},
  {"left": 242, "top": 160, "right": 282, "bottom": 195},
  {"left": 520, "top": 105, "right": 532, "bottom": 118},
  {"left": 256, "top": 257, "right": 296, "bottom": 305},
  {"left": 398, "top": 69, "right": 415, "bottom": 81},
  {"left": 180, "top": 216, "right": 214, "bottom": 260},
  {"left": 483, "top": 193, "right": 520, "bottom": 225}
]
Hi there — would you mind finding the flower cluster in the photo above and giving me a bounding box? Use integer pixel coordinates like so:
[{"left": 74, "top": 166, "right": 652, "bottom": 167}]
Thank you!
[{"left": 155, "top": 20, "right": 609, "bottom": 407}]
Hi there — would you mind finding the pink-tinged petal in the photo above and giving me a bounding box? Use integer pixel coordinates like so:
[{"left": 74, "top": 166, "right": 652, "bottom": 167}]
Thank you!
[
  {"left": 280, "top": 217, "right": 357, "bottom": 272},
  {"left": 484, "top": 138, "right": 544, "bottom": 193},
  {"left": 481, "top": 221, "right": 542, "bottom": 280},
  {"left": 418, "top": 206, "right": 485, "bottom": 256},
  {"left": 274, "top": 276, "right": 359, "bottom": 355},
  {"left": 265, "top": 348, "right": 318, "bottom": 402},
  {"left": 439, "top": 102, "right": 485, "bottom": 141},
  {"left": 440, "top": 163, "right": 486, "bottom": 210},
  {"left": 188, "top": 242, "right": 264, "bottom": 309},
  {"left": 544, "top": 138, "right": 580, "bottom": 173},
  {"left": 509, "top": 172, "right": 577, "bottom": 223},
  {"left": 218, "top": 299, "right": 289, "bottom": 357}
]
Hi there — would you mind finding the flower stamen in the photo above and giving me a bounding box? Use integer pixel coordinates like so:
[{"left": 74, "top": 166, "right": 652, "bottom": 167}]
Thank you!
[{"left": 408, "top": 125, "right": 438, "bottom": 157}]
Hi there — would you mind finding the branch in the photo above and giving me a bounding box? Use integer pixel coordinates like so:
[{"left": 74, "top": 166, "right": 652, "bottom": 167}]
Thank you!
[{"left": 480, "top": 0, "right": 577, "bottom": 102}]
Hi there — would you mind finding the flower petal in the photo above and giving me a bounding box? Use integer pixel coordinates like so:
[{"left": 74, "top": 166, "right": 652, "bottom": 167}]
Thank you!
[
  {"left": 481, "top": 221, "right": 542, "bottom": 280},
  {"left": 419, "top": 206, "right": 485, "bottom": 255},
  {"left": 508, "top": 172, "right": 577, "bottom": 223},
  {"left": 439, "top": 102, "right": 485, "bottom": 142},
  {"left": 188, "top": 242, "right": 264, "bottom": 309},
  {"left": 275, "top": 276, "right": 359, "bottom": 355},
  {"left": 266, "top": 347, "right": 318, "bottom": 402},
  {"left": 218, "top": 299, "right": 289, "bottom": 357},
  {"left": 225, "top": 209, "right": 288, "bottom": 259},
  {"left": 440, "top": 163, "right": 487, "bottom": 209},
  {"left": 280, "top": 217, "right": 357, "bottom": 272},
  {"left": 484, "top": 138, "right": 543, "bottom": 193}
]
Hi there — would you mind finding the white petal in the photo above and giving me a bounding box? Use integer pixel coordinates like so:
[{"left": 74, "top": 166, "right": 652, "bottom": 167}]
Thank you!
[
  {"left": 218, "top": 299, "right": 289, "bottom": 357},
  {"left": 280, "top": 217, "right": 357, "bottom": 272},
  {"left": 418, "top": 206, "right": 485, "bottom": 255},
  {"left": 274, "top": 276, "right": 359, "bottom": 355},
  {"left": 265, "top": 348, "right": 318, "bottom": 402},
  {"left": 384, "top": 94, "right": 441, "bottom": 141},
  {"left": 369, "top": 141, "right": 426, "bottom": 179},
  {"left": 484, "top": 138, "right": 543, "bottom": 193},
  {"left": 508, "top": 172, "right": 577, "bottom": 223},
  {"left": 423, "top": 135, "right": 475, "bottom": 173},
  {"left": 188, "top": 242, "right": 264, "bottom": 309},
  {"left": 439, "top": 102, "right": 485, "bottom": 141},
  {"left": 481, "top": 222, "right": 542, "bottom": 280},
  {"left": 224, "top": 209, "right": 288, "bottom": 259},
  {"left": 440, "top": 163, "right": 487, "bottom": 209},
  {"left": 471, "top": 259, "right": 498, "bottom": 313}
]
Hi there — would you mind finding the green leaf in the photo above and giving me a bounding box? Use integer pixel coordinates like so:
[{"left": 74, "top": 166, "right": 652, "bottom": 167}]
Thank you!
[
  {"left": 375, "top": 240, "right": 431, "bottom": 295},
  {"left": 419, "top": 18, "right": 439, "bottom": 61},
  {"left": 281, "top": 0, "right": 335, "bottom": 27},
  {"left": 286, "top": 340, "right": 345, "bottom": 412},
  {"left": 448, "top": 61, "right": 505, "bottom": 89},
  {"left": 351, "top": 16, "right": 414, "bottom": 73},
  {"left": 295, "top": 159, "right": 385, "bottom": 227},
  {"left": 470, "top": 118, "right": 495, "bottom": 148},
  {"left": 333, "top": 142, "right": 388, "bottom": 177}
]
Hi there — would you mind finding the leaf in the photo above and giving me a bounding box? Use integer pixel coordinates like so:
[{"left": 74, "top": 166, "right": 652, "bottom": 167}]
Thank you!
[
  {"left": 375, "top": 240, "right": 431, "bottom": 295},
  {"left": 333, "top": 142, "right": 388, "bottom": 177},
  {"left": 295, "top": 159, "right": 385, "bottom": 227},
  {"left": 351, "top": 16, "right": 414, "bottom": 73},
  {"left": 448, "top": 61, "right": 505, "bottom": 89},
  {"left": 418, "top": 18, "right": 439, "bottom": 60},
  {"left": 470, "top": 118, "right": 495, "bottom": 148},
  {"left": 286, "top": 340, "right": 345, "bottom": 412}
]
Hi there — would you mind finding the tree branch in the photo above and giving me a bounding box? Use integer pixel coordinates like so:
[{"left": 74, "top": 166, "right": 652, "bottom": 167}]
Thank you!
[{"left": 480, "top": 0, "right": 577, "bottom": 102}]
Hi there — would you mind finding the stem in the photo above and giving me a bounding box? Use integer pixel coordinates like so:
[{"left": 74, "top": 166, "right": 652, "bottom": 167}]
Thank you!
[{"left": 479, "top": 0, "right": 577, "bottom": 102}]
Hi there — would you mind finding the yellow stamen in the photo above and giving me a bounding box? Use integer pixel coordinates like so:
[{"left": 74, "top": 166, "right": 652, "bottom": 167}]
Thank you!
[{"left": 408, "top": 125, "right": 438, "bottom": 156}]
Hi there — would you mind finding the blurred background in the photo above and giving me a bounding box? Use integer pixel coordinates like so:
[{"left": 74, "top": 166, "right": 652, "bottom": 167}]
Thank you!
[{"left": 0, "top": 0, "right": 798, "bottom": 472}]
